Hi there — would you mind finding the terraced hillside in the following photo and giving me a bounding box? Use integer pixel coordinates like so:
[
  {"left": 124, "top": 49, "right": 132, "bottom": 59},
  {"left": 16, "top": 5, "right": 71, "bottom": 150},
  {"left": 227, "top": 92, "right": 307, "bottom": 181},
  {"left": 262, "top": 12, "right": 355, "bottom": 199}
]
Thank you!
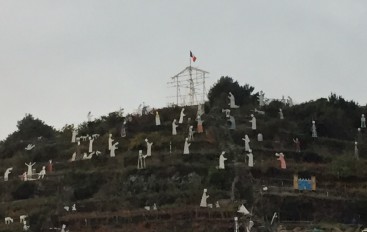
[{"left": 0, "top": 77, "right": 366, "bottom": 232}]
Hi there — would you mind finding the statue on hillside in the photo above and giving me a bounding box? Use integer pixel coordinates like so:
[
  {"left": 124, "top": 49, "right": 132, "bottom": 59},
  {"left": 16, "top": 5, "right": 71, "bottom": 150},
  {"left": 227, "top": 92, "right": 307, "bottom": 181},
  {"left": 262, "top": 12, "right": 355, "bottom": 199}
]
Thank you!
[
  {"left": 108, "top": 133, "right": 114, "bottom": 150},
  {"left": 293, "top": 138, "right": 301, "bottom": 153},
  {"left": 137, "top": 150, "right": 147, "bottom": 169},
  {"left": 237, "top": 204, "right": 250, "bottom": 215},
  {"left": 228, "top": 92, "right": 239, "bottom": 109},
  {"left": 249, "top": 114, "right": 256, "bottom": 130},
  {"left": 145, "top": 138, "right": 153, "bottom": 157},
  {"left": 155, "top": 111, "right": 161, "bottom": 126},
  {"left": 25, "top": 162, "right": 36, "bottom": 178},
  {"left": 71, "top": 129, "right": 78, "bottom": 143},
  {"left": 38, "top": 166, "right": 46, "bottom": 179},
  {"left": 179, "top": 108, "right": 186, "bottom": 124},
  {"left": 258, "top": 91, "right": 265, "bottom": 107},
  {"left": 287, "top": 96, "right": 293, "bottom": 106},
  {"left": 257, "top": 133, "right": 263, "bottom": 142},
  {"left": 247, "top": 149, "right": 254, "bottom": 167},
  {"left": 4, "top": 167, "right": 13, "bottom": 181},
  {"left": 361, "top": 114, "right": 366, "bottom": 128},
  {"left": 279, "top": 109, "right": 284, "bottom": 120},
  {"left": 218, "top": 151, "right": 227, "bottom": 169},
  {"left": 121, "top": 120, "right": 127, "bottom": 137},
  {"left": 47, "top": 160, "right": 53, "bottom": 173},
  {"left": 242, "top": 135, "right": 251, "bottom": 152},
  {"left": 222, "top": 109, "right": 231, "bottom": 118},
  {"left": 25, "top": 144, "right": 35, "bottom": 151},
  {"left": 275, "top": 153, "right": 286, "bottom": 169},
  {"left": 183, "top": 138, "right": 190, "bottom": 154},
  {"left": 228, "top": 115, "right": 236, "bottom": 130},
  {"left": 311, "top": 121, "right": 317, "bottom": 138},
  {"left": 172, "top": 119, "right": 178, "bottom": 135},
  {"left": 88, "top": 137, "right": 94, "bottom": 153},
  {"left": 188, "top": 125, "right": 195, "bottom": 141},
  {"left": 200, "top": 189, "right": 209, "bottom": 207},
  {"left": 110, "top": 142, "right": 118, "bottom": 157}
]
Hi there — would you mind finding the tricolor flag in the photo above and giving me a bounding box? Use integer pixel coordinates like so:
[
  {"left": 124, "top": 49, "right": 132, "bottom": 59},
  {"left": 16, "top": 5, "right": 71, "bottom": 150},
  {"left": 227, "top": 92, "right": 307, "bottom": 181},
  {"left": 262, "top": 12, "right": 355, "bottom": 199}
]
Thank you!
[{"left": 190, "top": 51, "right": 197, "bottom": 62}]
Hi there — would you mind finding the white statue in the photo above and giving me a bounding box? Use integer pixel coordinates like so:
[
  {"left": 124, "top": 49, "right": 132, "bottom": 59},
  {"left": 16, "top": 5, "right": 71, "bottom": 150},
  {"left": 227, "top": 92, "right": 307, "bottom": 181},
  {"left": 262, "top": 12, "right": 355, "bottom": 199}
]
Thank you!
[
  {"left": 222, "top": 109, "right": 231, "bottom": 118},
  {"left": 25, "top": 162, "right": 35, "bottom": 178},
  {"left": 61, "top": 224, "right": 67, "bottom": 232},
  {"left": 200, "top": 189, "right": 209, "bottom": 207},
  {"left": 218, "top": 151, "right": 227, "bottom": 169},
  {"left": 137, "top": 150, "right": 147, "bottom": 169},
  {"left": 108, "top": 133, "right": 114, "bottom": 150},
  {"left": 69, "top": 152, "right": 77, "bottom": 162},
  {"left": 228, "top": 115, "right": 236, "bottom": 130},
  {"left": 355, "top": 141, "right": 359, "bottom": 160},
  {"left": 92, "top": 133, "right": 100, "bottom": 139},
  {"left": 19, "top": 215, "right": 27, "bottom": 223},
  {"left": 172, "top": 119, "right": 178, "bottom": 135},
  {"left": 258, "top": 91, "right": 265, "bottom": 107},
  {"left": 22, "top": 172, "right": 27, "bottom": 181},
  {"left": 237, "top": 204, "right": 250, "bottom": 215},
  {"left": 88, "top": 137, "right": 94, "bottom": 153},
  {"left": 80, "top": 135, "right": 89, "bottom": 141},
  {"left": 38, "top": 166, "right": 46, "bottom": 179},
  {"left": 4, "top": 217, "right": 13, "bottom": 224},
  {"left": 87, "top": 111, "right": 93, "bottom": 122},
  {"left": 249, "top": 114, "right": 256, "bottom": 130},
  {"left": 4, "top": 167, "right": 13, "bottom": 181},
  {"left": 72, "top": 204, "right": 77, "bottom": 211},
  {"left": 287, "top": 96, "right": 293, "bottom": 106},
  {"left": 23, "top": 221, "right": 30, "bottom": 231},
  {"left": 71, "top": 129, "right": 78, "bottom": 143},
  {"left": 254, "top": 108, "right": 265, "bottom": 115},
  {"left": 247, "top": 220, "right": 254, "bottom": 232},
  {"left": 83, "top": 152, "right": 96, "bottom": 160},
  {"left": 215, "top": 201, "right": 220, "bottom": 208},
  {"left": 155, "top": 111, "right": 161, "bottom": 126},
  {"left": 25, "top": 144, "right": 35, "bottom": 151},
  {"left": 242, "top": 135, "right": 251, "bottom": 151},
  {"left": 179, "top": 108, "right": 186, "bottom": 124},
  {"left": 279, "top": 109, "right": 284, "bottom": 120},
  {"left": 228, "top": 92, "right": 239, "bottom": 108},
  {"left": 64, "top": 206, "right": 70, "bottom": 212},
  {"left": 188, "top": 125, "right": 195, "bottom": 141},
  {"left": 183, "top": 138, "right": 191, "bottom": 154},
  {"left": 361, "top": 114, "right": 366, "bottom": 128},
  {"left": 271, "top": 212, "right": 278, "bottom": 225},
  {"left": 247, "top": 149, "right": 254, "bottom": 167},
  {"left": 152, "top": 203, "right": 157, "bottom": 210},
  {"left": 257, "top": 133, "right": 263, "bottom": 142},
  {"left": 120, "top": 120, "right": 127, "bottom": 138},
  {"left": 145, "top": 139, "right": 153, "bottom": 157},
  {"left": 110, "top": 142, "right": 118, "bottom": 157},
  {"left": 311, "top": 121, "right": 317, "bottom": 138}
]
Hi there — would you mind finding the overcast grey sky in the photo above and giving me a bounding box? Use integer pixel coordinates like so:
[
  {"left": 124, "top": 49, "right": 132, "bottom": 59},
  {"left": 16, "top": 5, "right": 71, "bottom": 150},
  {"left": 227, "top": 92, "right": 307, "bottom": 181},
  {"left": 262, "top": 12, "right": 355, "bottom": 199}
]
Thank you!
[{"left": 1, "top": 1, "right": 366, "bottom": 140}]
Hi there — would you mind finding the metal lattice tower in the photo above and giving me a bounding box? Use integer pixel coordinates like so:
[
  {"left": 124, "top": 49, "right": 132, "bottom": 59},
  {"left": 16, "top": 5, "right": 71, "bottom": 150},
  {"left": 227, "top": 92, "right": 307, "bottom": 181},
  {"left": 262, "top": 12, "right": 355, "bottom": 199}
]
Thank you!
[{"left": 167, "top": 66, "right": 209, "bottom": 106}]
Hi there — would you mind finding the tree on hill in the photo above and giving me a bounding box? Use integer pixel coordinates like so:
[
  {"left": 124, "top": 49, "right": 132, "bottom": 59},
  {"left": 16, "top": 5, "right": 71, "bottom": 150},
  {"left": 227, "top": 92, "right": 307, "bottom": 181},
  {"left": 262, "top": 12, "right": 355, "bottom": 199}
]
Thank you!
[
  {"left": 0, "top": 114, "right": 56, "bottom": 158},
  {"left": 207, "top": 76, "right": 257, "bottom": 107}
]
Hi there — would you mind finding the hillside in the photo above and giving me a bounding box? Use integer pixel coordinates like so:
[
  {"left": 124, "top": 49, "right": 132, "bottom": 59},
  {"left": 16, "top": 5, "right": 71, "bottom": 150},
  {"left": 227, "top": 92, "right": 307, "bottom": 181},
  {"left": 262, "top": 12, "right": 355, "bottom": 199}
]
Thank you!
[{"left": 0, "top": 77, "right": 366, "bottom": 232}]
